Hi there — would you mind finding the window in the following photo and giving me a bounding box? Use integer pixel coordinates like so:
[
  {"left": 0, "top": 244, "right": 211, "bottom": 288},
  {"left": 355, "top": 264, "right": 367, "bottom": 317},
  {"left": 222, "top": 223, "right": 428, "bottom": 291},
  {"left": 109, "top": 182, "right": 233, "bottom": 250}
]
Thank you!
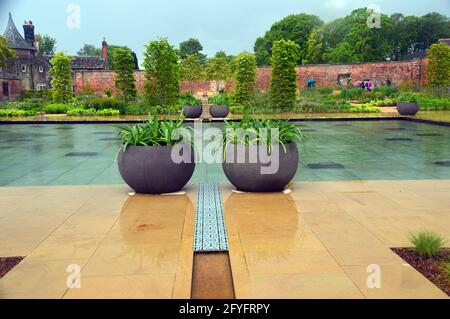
[
  {"left": 21, "top": 65, "right": 27, "bottom": 73},
  {"left": 39, "top": 66, "right": 44, "bottom": 73}
]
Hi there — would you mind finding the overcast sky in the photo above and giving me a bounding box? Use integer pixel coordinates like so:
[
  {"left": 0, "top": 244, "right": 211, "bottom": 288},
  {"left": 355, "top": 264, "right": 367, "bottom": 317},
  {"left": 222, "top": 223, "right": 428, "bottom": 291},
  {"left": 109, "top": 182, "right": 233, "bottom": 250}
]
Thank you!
[{"left": 1, "top": 0, "right": 449, "bottom": 63}]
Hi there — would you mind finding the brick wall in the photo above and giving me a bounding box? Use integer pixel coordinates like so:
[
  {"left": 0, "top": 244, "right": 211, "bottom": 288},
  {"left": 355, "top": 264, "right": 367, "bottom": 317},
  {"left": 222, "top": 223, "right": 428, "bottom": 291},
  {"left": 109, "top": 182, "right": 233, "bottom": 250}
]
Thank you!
[{"left": 73, "top": 58, "right": 427, "bottom": 95}]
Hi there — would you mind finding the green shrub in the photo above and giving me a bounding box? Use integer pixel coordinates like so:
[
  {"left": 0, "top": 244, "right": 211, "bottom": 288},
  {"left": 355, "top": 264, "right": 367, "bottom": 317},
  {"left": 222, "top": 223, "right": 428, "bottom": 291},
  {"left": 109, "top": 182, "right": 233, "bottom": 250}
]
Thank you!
[
  {"left": 269, "top": 39, "right": 300, "bottom": 111},
  {"left": 316, "top": 87, "right": 334, "bottom": 95},
  {"left": 340, "top": 87, "right": 364, "bottom": 100},
  {"left": 233, "top": 53, "right": 257, "bottom": 105},
  {"left": 0, "top": 109, "right": 36, "bottom": 117},
  {"left": 409, "top": 231, "right": 446, "bottom": 258},
  {"left": 348, "top": 104, "right": 381, "bottom": 113},
  {"left": 179, "top": 93, "right": 202, "bottom": 106},
  {"left": 209, "top": 93, "right": 231, "bottom": 106},
  {"left": 372, "top": 86, "right": 399, "bottom": 98},
  {"left": 82, "top": 97, "right": 126, "bottom": 114},
  {"left": 67, "top": 108, "right": 120, "bottom": 117},
  {"left": 442, "top": 262, "right": 450, "bottom": 279},
  {"left": 417, "top": 97, "right": 450, "bottom": 111},
  {"left": 43, "top": 103, "right": 68, "bottom": 114},
  {"left": 397, "top": 92, "right": 419, "bottom": 103},
  {"left": 104, "top": 88, "right": 113, "bottom": 97},
  {"left": 426, "top": 43, "right": 450, "bottom": 87}
]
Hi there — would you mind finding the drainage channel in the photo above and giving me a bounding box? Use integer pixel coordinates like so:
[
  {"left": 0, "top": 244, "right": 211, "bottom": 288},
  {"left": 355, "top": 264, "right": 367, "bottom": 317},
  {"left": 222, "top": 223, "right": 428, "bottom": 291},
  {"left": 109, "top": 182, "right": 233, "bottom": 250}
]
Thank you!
[{"left": 191, "top": 182, "right": 235, "bottom": 299}]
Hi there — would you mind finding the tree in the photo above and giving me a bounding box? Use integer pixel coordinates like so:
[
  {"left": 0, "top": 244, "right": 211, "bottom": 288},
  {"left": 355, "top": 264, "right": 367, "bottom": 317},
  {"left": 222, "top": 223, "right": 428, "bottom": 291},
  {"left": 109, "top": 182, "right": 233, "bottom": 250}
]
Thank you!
[
  {"left": 180, "top": 54, "right": 204, "bottom": 94},
  {"left": 254, "top": 14, "right": 323, "bottom": 66},
  {"left": 179, "top": 38, "right": 206, "bottom": 62},
  {"left": 77, "top": 44, "right": 101, "bottom": 56},
  {"left": 206, "top": 52, "right": 233, "bottom": 91},
  {"left": 426, "top": 43, "right": 450, "bottom": 87},
  {"left": 143, "top": 38, "right": 180, "bottom": 106},
  {"left": 0, "top": 35, "right": 16, "bottom": 68},
  {"left": 113, "top": 48, "right": 137, "bottom": 102},
  {"left": 50, "top": 52, "right": 73, "bottom": 103},
  {"left": 37, "top": 34, "right": 56, "bottom": 55},
  {"left": 269, "top": 40, "right": 300, "bottom": 111},
  {"left": 233, "top": 53, "right": 256, "bottom": 105}
]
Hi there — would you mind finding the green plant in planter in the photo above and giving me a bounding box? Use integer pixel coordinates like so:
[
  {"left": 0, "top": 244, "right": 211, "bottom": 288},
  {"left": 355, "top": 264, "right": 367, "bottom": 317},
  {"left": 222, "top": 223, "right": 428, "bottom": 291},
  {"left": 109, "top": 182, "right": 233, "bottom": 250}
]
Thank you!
[
  {"left": 223, "top": 111, "right": 304, "bottom": 153},
  {"left": 409, "top": 231, "right": 446, "bottom": 258},
  {"left": 179, "top": 93, "right": 202, "bottom": 106},
  {"left": 118, "top": 113, "right": 192, "bottom": 150},
  {"left": 397, "top": 92, "right": 419, "bottom": 103},
  {"left": 209, "top": 93, "right": 231, "bottom": 105}
]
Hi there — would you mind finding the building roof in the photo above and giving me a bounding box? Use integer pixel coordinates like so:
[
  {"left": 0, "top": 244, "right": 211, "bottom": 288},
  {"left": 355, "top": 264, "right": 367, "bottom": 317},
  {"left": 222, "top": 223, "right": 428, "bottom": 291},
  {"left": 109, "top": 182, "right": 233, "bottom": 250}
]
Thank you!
[
  {"left": 71, "top": 56, "right": 107, "bottom": 70},
  {"left": 43, "top": 55, "right": 107, "bottom": 71},
  {"left": 438, "top": 38, "right": 450, "bottom": 45},
  {"left": 3, "top": 13, "right": 35, "bottom": 51},
  {"left": 404, "top": 50, "right": 427, "bottom": 60}
]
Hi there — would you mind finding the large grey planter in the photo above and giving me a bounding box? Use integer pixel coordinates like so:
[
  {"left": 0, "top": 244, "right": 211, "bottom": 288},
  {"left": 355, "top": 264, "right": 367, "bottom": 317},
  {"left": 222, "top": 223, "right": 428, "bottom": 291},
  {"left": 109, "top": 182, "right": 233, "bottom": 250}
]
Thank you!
[
  {"left": 118, "top": 145, "right": 195, "bottom": 194},
  {"left": 222, "top": 142, "right": 299, "bottom": 192},
  {"left": 396, "top": 102, "right": 420, "bottom": 116},
  {"left": 209, "top": 105, "right": 229, "bottom": 118},
  {"left": 183, "top": 105, "right": 203, "bottom": 118}
]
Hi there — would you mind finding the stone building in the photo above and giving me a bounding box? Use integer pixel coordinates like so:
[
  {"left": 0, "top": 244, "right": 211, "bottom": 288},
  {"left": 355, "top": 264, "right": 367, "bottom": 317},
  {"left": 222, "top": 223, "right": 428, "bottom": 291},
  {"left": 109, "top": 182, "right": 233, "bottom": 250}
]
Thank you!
[{"left": 0, "top": 13, "right": 108, "bottom": 100}]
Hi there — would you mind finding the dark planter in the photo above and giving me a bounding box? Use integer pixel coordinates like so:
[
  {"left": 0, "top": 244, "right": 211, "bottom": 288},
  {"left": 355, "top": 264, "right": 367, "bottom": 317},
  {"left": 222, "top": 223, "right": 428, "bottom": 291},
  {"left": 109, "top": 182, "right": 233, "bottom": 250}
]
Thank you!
[
  {"left": 183, "top": 105, "right": 203, "bottom": 118},
  {"left": 396, "top": 102, "right": 420, "bottom": 116},
  {"left": 222, "top": 143, "right": 299, "bottom": 192},
  {"left": 118, "top": 144, "right": 195, "bottom": 194},
  {"left": 209, "top": 105, "right": 229, "bottom": 118}
]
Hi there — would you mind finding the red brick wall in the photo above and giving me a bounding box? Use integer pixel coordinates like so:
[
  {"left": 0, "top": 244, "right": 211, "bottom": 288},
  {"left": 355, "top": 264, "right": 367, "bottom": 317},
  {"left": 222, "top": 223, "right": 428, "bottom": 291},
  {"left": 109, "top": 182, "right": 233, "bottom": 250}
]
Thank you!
[
  {"left": 0, "top": 79, "right": 23, "bottom": 99},
  {"left": 73, "top": 59, "right": 428, "bottom": 95}
]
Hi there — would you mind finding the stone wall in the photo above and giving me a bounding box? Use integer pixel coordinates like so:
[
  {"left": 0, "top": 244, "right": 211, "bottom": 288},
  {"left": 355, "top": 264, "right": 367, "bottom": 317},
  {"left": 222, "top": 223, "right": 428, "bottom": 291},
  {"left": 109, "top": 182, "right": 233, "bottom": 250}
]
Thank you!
[{"left": 73, "top": 58, "right": 427, "bottom": 96}]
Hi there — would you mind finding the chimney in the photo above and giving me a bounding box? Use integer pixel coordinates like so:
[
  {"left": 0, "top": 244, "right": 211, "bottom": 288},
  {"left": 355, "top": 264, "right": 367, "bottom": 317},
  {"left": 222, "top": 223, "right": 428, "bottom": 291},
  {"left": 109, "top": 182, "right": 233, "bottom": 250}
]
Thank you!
[
  {"left": 23, "top": 20, "right": 35, "bottom": 47},
  {"left": 102, "top": 38, "right": 109, "bottom": 70}
]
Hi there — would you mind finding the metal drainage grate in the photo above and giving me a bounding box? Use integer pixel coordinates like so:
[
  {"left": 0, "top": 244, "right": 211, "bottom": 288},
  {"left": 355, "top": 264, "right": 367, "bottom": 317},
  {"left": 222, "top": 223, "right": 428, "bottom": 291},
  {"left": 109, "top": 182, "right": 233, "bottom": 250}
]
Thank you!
[
  {"left": 435, "top": 161, "right": 450, "bottom": 167},
  {"left": 385, "top": 138, "right": 413, "bottom": 141},
  {"left": 416, "top": 133, "right": 442, "bottom": 137},
  {"left": 194, "top": 183, "right": 229, "bottom": 252},
  {"left": 308, "top": 162, "right": 345, "bottom": 169},
  {"left": 384, "top": 128, "right": 406, "bottom": 131},
  {"left": 98, "top": 138, "right": 122, "bottom": 141},
  {"left": 55, "top": 127, "right": 74, "bottom": 130},
  {"left": 335, "top": 124, "right": 352, "bottom": 127},
  {"left": 65, "top": 152, "right": 98, "bottom": 157}
]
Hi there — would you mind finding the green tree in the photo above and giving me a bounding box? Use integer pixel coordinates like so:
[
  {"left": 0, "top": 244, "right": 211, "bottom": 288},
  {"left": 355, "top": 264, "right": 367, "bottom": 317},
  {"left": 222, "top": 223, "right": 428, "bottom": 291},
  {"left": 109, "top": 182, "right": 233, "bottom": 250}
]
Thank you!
[
  {"left": 426, "top": 43, "right": 450, "bottom": 87},
  {"left": 233, "top": 53, "right": 256, "bottom": 105},
  {"left": 113, "top": 48, "right": 137, "bottom": 102},
  {"left": 0, "top": 35, "right": 16, "bottom": 68},
  {"left": 143, "top": 38, "right": 180, "bottom": 106},
  {"left": 179, "top": 38, "right": 207, "bottom": 63},
  {"left": 37, "top": 34, "right": 56, "bottom": 55},
  {"left": 206, "top": 52, "right": 233, "bottom": 91},
  {"left": 77, "top": 44, "right": 101, "bottom": 56},
  {"left": 180, "top": 54, "right": 204, "bottom": 94},
  {"left": 269, "top": 40, "right": 300, "bottom": 111},
  {"left": 254, "top": 14, "right": 323, "bottom": 66},
  {"left": 50, "top": 52, "right": 73, "bottom": 103}
]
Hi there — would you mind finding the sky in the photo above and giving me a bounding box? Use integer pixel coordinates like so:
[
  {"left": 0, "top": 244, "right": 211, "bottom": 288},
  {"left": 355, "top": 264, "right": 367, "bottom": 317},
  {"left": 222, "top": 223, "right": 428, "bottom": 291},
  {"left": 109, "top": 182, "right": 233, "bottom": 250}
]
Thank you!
[{"left": 0, "top": 0, "right": 449, "bottom": 64}]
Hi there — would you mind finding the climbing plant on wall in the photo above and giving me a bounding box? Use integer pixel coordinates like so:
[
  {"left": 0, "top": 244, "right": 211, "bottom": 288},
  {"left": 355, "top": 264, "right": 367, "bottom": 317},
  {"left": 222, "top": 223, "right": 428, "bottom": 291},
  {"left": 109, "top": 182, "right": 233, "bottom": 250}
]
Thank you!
[{"left": 426, "top": 43, "right": 450, "bottom": 87}]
